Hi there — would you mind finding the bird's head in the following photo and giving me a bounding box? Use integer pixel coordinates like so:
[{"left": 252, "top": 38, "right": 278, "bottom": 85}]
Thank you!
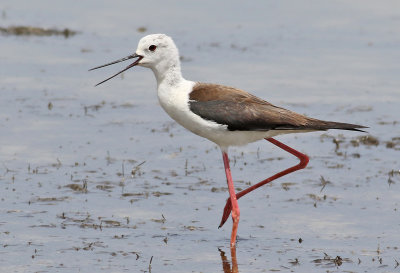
[{"left": 89, "top": 34, "right": 180, "bottom": 86}]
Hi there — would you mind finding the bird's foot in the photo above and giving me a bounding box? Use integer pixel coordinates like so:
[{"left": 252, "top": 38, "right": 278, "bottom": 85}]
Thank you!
[{"left": 219, "top": 197, "right": 232, "bottom": 228}]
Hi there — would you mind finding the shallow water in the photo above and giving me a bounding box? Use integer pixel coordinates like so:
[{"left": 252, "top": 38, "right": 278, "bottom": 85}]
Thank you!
[{"left": 1, "top": 1, "right": 400, "bottom": 272}]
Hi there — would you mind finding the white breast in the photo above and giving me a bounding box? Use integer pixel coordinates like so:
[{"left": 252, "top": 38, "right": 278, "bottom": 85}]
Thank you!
[{"left": 157, "top": 80, "right": 223, "bottom": 136}]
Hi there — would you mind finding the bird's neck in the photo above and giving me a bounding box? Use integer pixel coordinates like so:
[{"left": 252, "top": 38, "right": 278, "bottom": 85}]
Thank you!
[{"left": 151, "top": 59, "right": 184, "bottom": 88}]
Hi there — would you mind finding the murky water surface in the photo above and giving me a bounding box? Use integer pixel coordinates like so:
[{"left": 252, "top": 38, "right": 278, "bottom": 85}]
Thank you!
[{"left": 1, "top": 1, "right": 400, "bottom": 272}]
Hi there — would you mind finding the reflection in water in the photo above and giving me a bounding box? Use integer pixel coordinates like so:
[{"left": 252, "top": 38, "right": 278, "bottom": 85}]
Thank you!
[{"left": 219, "top": 248, "right": 239, "bottom": 273}]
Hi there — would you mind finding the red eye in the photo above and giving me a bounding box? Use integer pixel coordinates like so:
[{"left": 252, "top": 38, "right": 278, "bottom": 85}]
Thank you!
[{"left": 149, "top": 45, "right": 157, "bottom": 52}]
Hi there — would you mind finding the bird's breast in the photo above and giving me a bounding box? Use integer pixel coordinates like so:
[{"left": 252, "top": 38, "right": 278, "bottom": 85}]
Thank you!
[{"left": 157, "top": 81, "right": 227, "bottom": 137}]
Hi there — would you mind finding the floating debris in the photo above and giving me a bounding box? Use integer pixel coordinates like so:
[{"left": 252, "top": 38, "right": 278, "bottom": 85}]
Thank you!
[
  {"left": 351, "top": 135, "right": 379, "bottom": 147},
  {"left": 151, "top": 214, "right": 166, "bottom": 224},
  {"left": 35, "top": 196, "right": 69, "bottom": 203},
  {"left": 281, "top": 182, "right": 296, "bottom": 191},
  {"left": 131, "top": 161, "right": 146, "bottom": 177},
  {"left": 65, "top": 180, "right": 88, "bottom": 193},
  {"left": 183, "top": 225, "right": 203, "bottom": 231},
  {"left": 385, "top": 137, "right": 400, "bottom": 150},
  {"left": 312, "top": 253, "right": 351, "bottom": 267},
  {"left": 137, "top": 26, "right": 147, "bottom": 33},
  {"left": 332, "top": 137, "right": 344, "bottom": 154},
  {"left": 289, "top": 258, "right": 300, "bottom": 266},
  {"left": 152, "top": 191, "right": 172, "bottom": 197},
  {"left": 211, "top": 186, "right": 227, "bottom": 193},
  {"left": 0, "top": 25, "right": 77, "bottom": 38},
  {"left": 388, "top": 169, "right": 400, "bottom": 186},
  {"left": 319, "top": 176, "right": 331, "bottom": 192}
]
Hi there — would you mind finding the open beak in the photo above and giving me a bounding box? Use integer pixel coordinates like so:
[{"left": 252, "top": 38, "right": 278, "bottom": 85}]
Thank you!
[{"left": 89, "top": 53, "right": 143, "bottom": 86}]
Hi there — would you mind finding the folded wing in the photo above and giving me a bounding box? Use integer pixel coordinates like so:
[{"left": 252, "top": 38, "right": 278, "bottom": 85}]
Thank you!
[{"left": 189, "top": 83, "right": 367, "bottom": 132}]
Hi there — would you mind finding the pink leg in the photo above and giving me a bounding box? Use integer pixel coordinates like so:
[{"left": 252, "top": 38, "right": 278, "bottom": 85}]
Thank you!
[
  {"left": 219, "top": 137, "right": 309, "bottom": 228},
  {"left": 222, "top": 151, "right": 240, "bottom": 248}
]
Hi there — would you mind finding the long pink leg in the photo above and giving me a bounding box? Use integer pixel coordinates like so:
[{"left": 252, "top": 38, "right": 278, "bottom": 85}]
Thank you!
[
  {"left": 219, "top": 137, "right": 309, "bottom": 228},
  {"left": 222, "top": 151, "right": 240, "bottom": 248}
]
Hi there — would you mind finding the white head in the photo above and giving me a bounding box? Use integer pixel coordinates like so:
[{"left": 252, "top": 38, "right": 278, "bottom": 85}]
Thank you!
[
  {"left": 90, "top": 34, "right": 183, "bottom": 87},
  {"left": 136, "top": 34, "right": 179, "bottom": 68}
]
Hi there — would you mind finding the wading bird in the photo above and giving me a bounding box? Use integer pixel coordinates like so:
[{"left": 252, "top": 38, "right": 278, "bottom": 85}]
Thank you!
[{"left": 90, "top": 34, "right": 366, "bottom": 248}]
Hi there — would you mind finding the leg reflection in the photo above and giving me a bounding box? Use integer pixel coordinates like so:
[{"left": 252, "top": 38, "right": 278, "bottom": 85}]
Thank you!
[{"left": 218, "top": 247, "right": 239, "bottom": 273}]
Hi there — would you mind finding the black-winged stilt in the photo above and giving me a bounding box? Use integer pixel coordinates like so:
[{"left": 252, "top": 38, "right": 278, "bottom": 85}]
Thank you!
[{"left": 90, "top": 34, "right": 366, "bottom": 248}]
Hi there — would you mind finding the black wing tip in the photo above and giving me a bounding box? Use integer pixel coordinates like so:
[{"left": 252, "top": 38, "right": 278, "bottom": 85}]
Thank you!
[
  {"left": 317, "top": 121, "right": 368, "bottom": 133},
  {"left": 343, "top": 127, "right": 368, "bottom": 133},
  {"left": 336, "top": 124, "right": 369, "bottom": 133}
]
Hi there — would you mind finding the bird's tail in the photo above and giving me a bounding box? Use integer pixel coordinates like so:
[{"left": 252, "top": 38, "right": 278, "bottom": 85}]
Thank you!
[{"left": 307, "top": 119, "right": 368, "bottom": 132}]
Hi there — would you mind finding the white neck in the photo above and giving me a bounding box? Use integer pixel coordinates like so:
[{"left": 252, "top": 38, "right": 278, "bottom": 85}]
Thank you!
[{"left": 151, "top": 59, "right": 184, "bottom": 88}]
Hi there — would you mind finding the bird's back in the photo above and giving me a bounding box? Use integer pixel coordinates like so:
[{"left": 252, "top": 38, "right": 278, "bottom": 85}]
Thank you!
[{"left": 189, "top": 83, "right": 367, "bottom": 133}]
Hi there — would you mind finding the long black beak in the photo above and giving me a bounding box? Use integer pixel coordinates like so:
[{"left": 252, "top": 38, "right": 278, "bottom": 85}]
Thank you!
[{"left": 89, "top": 53, "right": 143, "bottom": 86}]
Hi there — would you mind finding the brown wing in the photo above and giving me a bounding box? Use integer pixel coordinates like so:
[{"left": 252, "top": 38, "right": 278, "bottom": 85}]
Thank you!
[{"left": 189, "top": 83, "right": 367, "bottom": 132}]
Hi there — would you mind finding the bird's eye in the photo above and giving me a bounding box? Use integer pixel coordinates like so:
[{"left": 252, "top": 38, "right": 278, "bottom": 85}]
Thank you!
[{"left": 148, "top": 45, "right": 157, "bottom": 52}]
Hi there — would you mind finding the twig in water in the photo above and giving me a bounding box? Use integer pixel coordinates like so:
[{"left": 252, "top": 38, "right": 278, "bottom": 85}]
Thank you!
[
  {"left": 149, "top": 256, "right": 153, "bottom": 273},
  {"left": 319, "top": 176, "right": 331, "bottom": 192},
  {"left": 131, "top": 161, "right": 146, "bottom": 177}
]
